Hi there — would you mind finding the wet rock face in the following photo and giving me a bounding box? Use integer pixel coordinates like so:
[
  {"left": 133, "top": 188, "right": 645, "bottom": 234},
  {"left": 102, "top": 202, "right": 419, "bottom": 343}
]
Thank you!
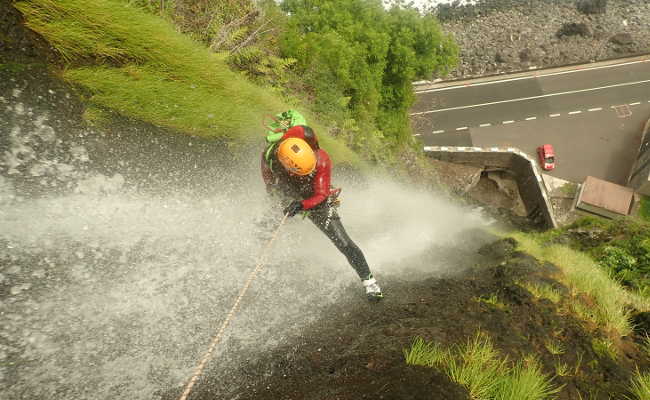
[{"left": 0, "top": 0, "right": 56, "bottom": 64}]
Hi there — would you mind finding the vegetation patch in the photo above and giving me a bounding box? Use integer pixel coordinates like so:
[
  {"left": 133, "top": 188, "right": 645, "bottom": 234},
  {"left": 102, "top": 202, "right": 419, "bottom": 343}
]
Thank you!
[
  {"left": 534, "top": 217, "right": 650, "bottom": 298},
  {"left": 404, "top": 333, "right": 561, "bottom": 400},
  {"left": 628, "top": 369, "right": 650, "bottom": 400},
  {"left": 639, "top": 195, "right": 650, "bottom": 223},
  {"left": 14, "top": 0, "right": 361, "bottom": 165},
  {"left": 277, "top": 0, "right": 459, "bottom": 160},
  {"left": 508, "top": 231, "right": 650, "bottom": 335}
]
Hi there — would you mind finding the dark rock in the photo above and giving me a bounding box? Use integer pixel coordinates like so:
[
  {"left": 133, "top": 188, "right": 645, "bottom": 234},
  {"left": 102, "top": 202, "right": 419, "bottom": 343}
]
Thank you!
[
  {"left": 577, "top": 0, "right": 608, "bottom": 15},
  {"left": 609, "top": 32, "right": 634, "bottom": 46},
  {"left": 519, "top": 47, "right": 544, "bottom": 63},
  {"left": 567, "top": 227, "right": 612, "bottom": 246},
  {"left": 478, "top": 238, "right": 517, "bottom": 261},
  {"left": 502, "top": 284, "right": 533, "bottom": 306},
  {"left": 519, "top": 48, "right": 532, "bottom": 62},
  {"left": 556, "top": 23, "right": 591, "bottom": 38}
]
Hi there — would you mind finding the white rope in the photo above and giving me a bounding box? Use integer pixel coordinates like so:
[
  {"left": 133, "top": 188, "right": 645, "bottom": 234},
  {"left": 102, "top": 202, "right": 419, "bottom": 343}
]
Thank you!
[{"left": 178, "top": 213, "right": 289, "bottom": 400}]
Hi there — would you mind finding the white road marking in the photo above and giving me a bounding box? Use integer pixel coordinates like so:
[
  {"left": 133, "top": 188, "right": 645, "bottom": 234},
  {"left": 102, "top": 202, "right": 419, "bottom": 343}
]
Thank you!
[
  {"left": 479, "top": 123, "right": 492, "bottom": 127},
  {"left": 503, "top": 120, "right": 515, "bottom": 124},
  {"left": 415, "top": 58, "right": 650, "bottom": 93},
  {"left": 432, "top": 130, "right": 445, "bottom": 134},
  {"left": 410, "top": 79, "right": 650, "bottom": 115},
  {"left": 588, "top": 107, "right": 603, "bottom": 112},
  {"left": 630, "top": 102, "right": 641, "bottom": 106},
  {"left": 456, "top": 126, "right": 468, "bottom": 131},
  {"left": 568, "top": 111, "right": 582, "bottom": 115},
  {"left": 550, "top": 113, "right": 561, "bottom": 118},
  {"left": 525, "top": 116, "right": 537, "bottom": 120},
  {"left": 413, "top": 133, "right": 422, "bottom": 136}
]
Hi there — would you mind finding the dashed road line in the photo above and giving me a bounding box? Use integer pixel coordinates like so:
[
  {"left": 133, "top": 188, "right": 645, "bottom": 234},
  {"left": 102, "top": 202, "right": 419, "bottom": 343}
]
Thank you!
[
  {"left": 410, "top": 78, "right": 650, "bottom": 115},
  {"left": 416, "top": 99, "right": 650, "bottom": 135}
]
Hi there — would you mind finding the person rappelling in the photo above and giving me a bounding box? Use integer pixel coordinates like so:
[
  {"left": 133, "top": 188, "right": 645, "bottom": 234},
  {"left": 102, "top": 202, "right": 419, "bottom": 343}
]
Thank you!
[{"left": 261, "top": 110, "right": 383, "bottom": 301}]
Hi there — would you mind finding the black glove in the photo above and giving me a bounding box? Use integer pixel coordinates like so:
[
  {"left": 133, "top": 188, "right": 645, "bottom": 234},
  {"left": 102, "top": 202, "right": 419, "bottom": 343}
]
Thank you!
[{"left": 283, "top": 200, "right": 303, "bottom": 217}]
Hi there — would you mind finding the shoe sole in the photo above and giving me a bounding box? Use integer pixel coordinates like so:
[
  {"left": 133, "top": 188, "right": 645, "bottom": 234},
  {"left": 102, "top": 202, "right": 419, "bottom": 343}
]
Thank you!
[{"left": 367, "top": 294, "right": 384, "bottom": 302}]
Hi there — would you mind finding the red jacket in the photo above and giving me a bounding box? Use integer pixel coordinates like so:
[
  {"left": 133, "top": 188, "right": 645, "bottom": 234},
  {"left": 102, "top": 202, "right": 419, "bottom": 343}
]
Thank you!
[{"left": 261, "top": 126, "right": 334, "bottom": 210}]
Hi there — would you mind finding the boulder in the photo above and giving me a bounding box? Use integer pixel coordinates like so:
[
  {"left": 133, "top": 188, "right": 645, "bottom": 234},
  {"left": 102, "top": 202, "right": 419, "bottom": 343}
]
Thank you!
[
  {"left": 495, "top": 50, "right": 517, "bottom": 64},
  {"left": 609, "top": 32, "right": 634, "bottom": 45},
  {"left": 519, "top": 47, "right": 545, "bottom": 62},
  {"left": 556, "top": 23, "right": 591, "bottom": 38},
  {"left": 577, "top": 0, "right": 608, "bottom": 15}
]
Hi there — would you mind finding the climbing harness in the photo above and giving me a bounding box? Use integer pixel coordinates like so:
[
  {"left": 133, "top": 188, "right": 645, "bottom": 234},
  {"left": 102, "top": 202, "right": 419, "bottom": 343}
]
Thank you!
[{"left": 177, "top": 213, "right": 289, "bottom": 400}]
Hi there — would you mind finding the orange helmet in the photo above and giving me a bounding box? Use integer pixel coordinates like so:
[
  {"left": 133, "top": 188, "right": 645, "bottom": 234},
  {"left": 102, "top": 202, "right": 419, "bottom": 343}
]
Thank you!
[{"left": 277, "top": 138, "right": 316, "bottom": 176}]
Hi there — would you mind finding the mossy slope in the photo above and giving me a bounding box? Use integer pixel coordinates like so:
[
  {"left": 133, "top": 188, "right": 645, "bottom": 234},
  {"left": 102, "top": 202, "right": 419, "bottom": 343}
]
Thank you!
[{"left": 15, "top": 0, "right": 360, "bottom": 165}]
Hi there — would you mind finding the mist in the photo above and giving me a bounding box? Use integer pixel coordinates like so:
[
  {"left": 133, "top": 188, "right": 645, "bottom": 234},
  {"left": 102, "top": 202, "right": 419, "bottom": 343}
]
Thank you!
[{"left": 0, "top": 99, "right": 490, "bottom": 399}]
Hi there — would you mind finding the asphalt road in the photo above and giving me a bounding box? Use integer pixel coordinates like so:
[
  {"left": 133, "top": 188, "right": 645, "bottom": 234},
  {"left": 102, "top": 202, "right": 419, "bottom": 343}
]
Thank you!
[{"left": 411, "top": 58, "right": 650, "bottom": 184}]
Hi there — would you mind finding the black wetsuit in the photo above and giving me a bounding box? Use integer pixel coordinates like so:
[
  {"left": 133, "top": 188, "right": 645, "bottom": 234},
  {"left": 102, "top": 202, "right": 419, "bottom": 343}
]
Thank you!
[{"left": 260, "top": 126, "right": 372, "bottom": 280}]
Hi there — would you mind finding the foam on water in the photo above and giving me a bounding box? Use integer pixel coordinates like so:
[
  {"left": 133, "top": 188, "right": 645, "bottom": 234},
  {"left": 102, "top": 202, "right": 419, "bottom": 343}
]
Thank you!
[{"left": 1, "top": 98, "right": 490, "bottom": 399}]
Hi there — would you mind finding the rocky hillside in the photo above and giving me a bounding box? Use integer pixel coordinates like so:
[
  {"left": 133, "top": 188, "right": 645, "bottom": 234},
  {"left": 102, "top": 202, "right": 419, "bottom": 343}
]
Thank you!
[
  {"left": 180, "top": 238, "right": 650, "bottom": 400},
  {"left": 438, "top": 0, "right": 650, "bottom": 78}
]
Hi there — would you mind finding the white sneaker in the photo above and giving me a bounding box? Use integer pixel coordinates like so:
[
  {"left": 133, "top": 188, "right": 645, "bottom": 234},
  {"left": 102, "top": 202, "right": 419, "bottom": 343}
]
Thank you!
[{"left": 363, "top": 277, "right": 383, "bottom": 301}]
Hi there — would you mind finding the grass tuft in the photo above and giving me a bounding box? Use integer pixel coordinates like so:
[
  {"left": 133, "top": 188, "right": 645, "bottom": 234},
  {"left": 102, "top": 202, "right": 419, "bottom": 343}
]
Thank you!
[
  {"left": 545, "top": 340, "right": 565, "bottom": 356},
  {"left": 554, "top": 361, "right": 570, "bottom": 377},
  {"left": 591, "top": 338, "right": 618, "bottom": 361},
  {"left": 627, "top": 369, "right": 650, "bottom": 400},
  {"left": 476, "top": 294, "right": 508, "bottom": 311},
  {"left": 520, "top": 281, "right": 562, "bottom": 303},
  {"left": 405, "top": 332, "right": 560, "bottom": 400},
  {"left": 446, "top": 333, "right": 507, "bottom": 399},
  {"left": 496, "top": 357, "right": 562, "bottom": 400},
  {"left": 403, "top": 337, "right": 447, "bottom": 367}
]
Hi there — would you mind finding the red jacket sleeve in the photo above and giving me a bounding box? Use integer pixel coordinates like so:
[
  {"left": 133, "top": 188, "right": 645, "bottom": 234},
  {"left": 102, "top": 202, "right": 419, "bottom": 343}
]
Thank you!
[{"left": 302, "top": 149, "right": 331, "bottom": 210}]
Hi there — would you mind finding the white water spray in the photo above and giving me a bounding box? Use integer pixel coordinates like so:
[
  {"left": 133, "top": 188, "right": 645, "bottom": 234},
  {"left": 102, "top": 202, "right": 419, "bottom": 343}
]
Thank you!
[{"left": 1, "top": 94, "right": 490, "bottom": 399}]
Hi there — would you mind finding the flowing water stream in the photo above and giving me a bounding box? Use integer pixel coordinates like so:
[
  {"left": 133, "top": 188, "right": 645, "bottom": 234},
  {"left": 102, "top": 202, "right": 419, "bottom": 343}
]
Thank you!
[{"left": 1, "top": 85, "right": 491, "bottom": 399}]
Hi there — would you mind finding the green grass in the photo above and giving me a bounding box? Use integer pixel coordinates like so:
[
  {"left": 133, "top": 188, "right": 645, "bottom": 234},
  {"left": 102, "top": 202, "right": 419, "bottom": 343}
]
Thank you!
[
  {"left": 627, "top": 369, "right": 650, "bottom": 400},
  {"left": 554, "top": 361, "right": 570, "bottom": 377},
  {"left": 476, "top": 294, "right": 508, "bottom": 311},
  {"left": 519, "top": 281, "right": 562, "bottom": 304},
  {"left": 404, "top": 332, "right": 560, "bottom": 400},
  {"left": 639, "top": 195, "right": 650, "bottom": 223},
  {"left": 591, "top": 338, "right": 618, "bottom": 361},
  {"left": 507, "top": 232, "right": 650, "bottom": 336},
  {"left": 544, "top": 340, "right": 565, "bottom": 356},
  {"left": 15, "top": 0, "right": 361, "bottom": 166}
]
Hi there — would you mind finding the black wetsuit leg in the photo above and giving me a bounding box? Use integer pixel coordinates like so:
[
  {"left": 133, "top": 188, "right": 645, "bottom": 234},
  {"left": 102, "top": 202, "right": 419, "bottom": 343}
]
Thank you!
[{"left": 308, "top": 206, "right": 372, "bottom": 280}]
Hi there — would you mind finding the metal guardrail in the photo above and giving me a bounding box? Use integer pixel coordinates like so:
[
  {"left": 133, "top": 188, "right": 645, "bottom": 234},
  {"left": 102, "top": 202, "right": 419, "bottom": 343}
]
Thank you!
[{"left": 424, "top": 145, "right": 558, "bottom": 229}]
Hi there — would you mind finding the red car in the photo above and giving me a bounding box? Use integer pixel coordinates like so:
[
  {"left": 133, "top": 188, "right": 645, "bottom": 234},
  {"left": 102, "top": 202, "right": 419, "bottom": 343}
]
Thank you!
[{"left": 537, "top": 144, "right": 555, "bottom": 171}]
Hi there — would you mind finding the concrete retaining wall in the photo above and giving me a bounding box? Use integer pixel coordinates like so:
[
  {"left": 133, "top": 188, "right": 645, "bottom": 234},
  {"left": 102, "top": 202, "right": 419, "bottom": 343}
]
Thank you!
[{"left": 424, "top": 146, "right": 558, "bottom": 229}]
